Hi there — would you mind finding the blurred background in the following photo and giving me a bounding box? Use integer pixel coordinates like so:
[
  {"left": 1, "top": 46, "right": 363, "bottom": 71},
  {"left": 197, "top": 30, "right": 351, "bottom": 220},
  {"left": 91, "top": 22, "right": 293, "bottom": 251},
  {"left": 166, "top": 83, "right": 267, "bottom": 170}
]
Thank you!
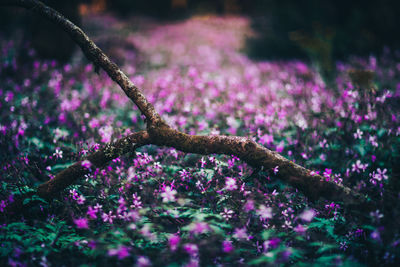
[{"left": 1, "top": 0, "right": 400, "bottom": 67}]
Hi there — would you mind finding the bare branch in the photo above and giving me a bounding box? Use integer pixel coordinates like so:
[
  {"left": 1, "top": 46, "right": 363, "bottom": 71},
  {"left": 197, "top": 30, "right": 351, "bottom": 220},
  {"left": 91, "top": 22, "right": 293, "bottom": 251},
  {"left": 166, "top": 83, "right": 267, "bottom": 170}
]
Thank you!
[
  {"left": 4, "top": 131, "right": 150, "bottom": 216},
  {"left": 148, "top": 125, "right": 364, "bottom": 204},
  {"left": 0, "top": 0, "right": 368, "bottom": 208},
  {"left": 37, "top": 131, "right": 150, "bottom": 198}
]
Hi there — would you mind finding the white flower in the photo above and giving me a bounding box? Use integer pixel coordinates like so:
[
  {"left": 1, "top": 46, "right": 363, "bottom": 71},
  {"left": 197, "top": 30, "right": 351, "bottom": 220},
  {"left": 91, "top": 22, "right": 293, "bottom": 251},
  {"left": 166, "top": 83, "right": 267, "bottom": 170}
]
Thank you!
[
  {"left": 225, "top": 177, "right": 238, "bottom": 191},
  {"left": 351, "top": 160, "right": 368, "bottom": 173},
  {"left": 161, "top": 186, "right": 177, "bottom": 202},
  {"left": 98, "top": 125, "right": 113, "bottom": 143},
  {"left": 257, "top": 205, "right": 273, "bottom": 219},
  {"left": 299, "top": 209, "right": 315, "bottom": 222},
  {"left": 220, "top": 208, "right": 234, "bottom": 220},
  {"left": 53, "top": 149, "right": 63, "bottom": 158},
  {"left": 354, "top": 129, "right": 363, "bottom": 139},
  {"left": 370, "top": 168, "right": 388, "bottom": 181}
]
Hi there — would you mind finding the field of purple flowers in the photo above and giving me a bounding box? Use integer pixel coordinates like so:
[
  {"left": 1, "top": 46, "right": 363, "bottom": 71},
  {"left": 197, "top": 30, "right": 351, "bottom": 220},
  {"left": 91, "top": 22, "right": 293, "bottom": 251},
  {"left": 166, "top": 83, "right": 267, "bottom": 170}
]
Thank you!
[{"left": 1, "top": 14, "right": 400, "bottom": 266}]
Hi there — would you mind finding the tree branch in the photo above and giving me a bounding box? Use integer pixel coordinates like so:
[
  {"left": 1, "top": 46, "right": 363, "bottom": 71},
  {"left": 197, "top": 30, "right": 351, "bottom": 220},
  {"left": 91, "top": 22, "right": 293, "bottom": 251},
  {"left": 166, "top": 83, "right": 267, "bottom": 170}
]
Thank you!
[
  {"left": 37, "top": 131, "right": 150, "bottom": 199},
  {"left": 0, "top": 0, "right": 368, "bottom": 210},
  {"left": 4, "top": 131, "right": 150, "bottom": 216},
  {"left": 1, "top": 0, "right": 163, "bottom": 125}
]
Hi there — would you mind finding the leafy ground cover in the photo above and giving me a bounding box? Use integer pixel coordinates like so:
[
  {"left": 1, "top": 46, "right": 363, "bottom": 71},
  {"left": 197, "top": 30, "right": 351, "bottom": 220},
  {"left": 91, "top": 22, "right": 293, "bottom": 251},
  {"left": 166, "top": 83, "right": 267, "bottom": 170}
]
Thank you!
[{"left": 1, "top": 14, "right": 400, "bottom": 266}]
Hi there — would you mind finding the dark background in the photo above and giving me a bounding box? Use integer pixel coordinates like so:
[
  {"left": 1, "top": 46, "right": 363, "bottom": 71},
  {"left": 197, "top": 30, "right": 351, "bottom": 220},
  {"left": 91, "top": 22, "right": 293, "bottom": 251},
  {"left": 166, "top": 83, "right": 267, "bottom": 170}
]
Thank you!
[{"left": 1, "top": 0, "right": 400, "bottom": 63}]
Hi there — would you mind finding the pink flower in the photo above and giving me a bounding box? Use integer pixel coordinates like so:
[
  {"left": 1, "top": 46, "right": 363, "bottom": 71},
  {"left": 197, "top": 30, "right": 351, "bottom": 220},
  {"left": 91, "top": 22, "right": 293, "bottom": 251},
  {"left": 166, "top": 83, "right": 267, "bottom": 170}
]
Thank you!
[
  {"left": 69, "top": 189, "right": 78, "bottom": 200},
  {"left": 323, "top": 168, "right": 332, "bottom": 180},
  {"left": 168, "top": 234, "right": 180, "bottom": 251},
  {"left": 74, "top": 218, "right": 89, "bottom": 229},
  {"left": 102, "top": 211, "right": 116, "bottom": 224},
  {"left": 87, "top": 206, "right": 98, "bottom": 219},
  {"left": 136, "top": 256, "right": 151, "bottom": 267},
  {"left": 243, "top": 200, "right": 255, "bottom": 212},
  {"left": 294, "top": 224, "right": 306, "bottom": 234},
  {"left": 190, "top": 222, "right": 210, "bottom": 235},
  {"left": 259, "top": 133, "right": 274, "bottom": 145},
  {"left": 179, "top": 169, "right": 191, "bottom": 181},
  {"left": 98, "top": 125, "right": 113, "bottom": 143},
  {"left": 76, "top": 195, "right": 86, "bottom": 205},
  {"left": 81, "top": 160, "right": 92, "bottom": 169},
  {"left": 108, "top": 246, "right": 130, "bottom": 260},
  {"left": 183, "top": 243, "right": 198, "bottom": 257},
  {"left": 233, "top": 227, "right": 248, "bottom": 240}
]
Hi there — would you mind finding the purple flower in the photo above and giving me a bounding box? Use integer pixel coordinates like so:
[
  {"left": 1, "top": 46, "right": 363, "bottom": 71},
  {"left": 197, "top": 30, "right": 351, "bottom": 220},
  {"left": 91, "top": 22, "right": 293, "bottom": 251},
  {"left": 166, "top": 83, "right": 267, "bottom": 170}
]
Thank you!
[
  {"left": 73, "top": 218, "right": 89, "bottom": 229},
  {"left": 371, "top": 230, "right": 381, "bottom": 241},
  {"left": 264, "top": 238, "right": 280, "bottom": 250},
  {"left": 131, "top": 193, "right": 142, "bottom": 209},
  {"left": 222, "top": 240, "right": 234, "bottom": 253},
  {"left": 0, "top": 200, "right": 7, "bottom": 212},
  {"left": 183, "top": 243, "right": 198, "bottom": 257}
]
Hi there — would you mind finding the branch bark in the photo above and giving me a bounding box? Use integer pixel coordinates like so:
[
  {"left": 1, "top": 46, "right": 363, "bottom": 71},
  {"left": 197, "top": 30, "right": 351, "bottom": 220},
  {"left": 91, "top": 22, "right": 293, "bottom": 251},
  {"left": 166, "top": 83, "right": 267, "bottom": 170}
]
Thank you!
[
  {"left": 5, "top": 131, "right": 150, "bottom": 215},
  {"left": 0, "top": 0, "right": 367, "bottom": 211}
]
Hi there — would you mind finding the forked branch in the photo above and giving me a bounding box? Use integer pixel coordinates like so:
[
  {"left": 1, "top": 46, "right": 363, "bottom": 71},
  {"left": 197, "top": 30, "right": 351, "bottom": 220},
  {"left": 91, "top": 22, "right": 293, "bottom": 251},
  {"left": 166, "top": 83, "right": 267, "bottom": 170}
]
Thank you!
[{"left": 1, "top": 0, "right": 367, "bottom": 213}]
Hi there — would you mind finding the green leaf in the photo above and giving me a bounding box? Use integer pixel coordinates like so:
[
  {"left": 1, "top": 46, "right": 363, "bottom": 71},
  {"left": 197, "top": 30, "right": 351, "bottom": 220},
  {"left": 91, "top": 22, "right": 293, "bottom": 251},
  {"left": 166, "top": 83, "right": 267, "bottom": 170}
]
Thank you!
[
  {"left": 28, "top": 137, "right": 44, "bottom": 149},
  {"left": 52, "top": 162, "right": 74, "bottom": 172}
]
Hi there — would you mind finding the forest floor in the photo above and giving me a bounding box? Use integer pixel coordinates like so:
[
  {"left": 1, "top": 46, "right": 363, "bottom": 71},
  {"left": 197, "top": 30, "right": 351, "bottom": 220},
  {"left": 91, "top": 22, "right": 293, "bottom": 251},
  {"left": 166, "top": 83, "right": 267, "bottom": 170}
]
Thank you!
[{"left": 1, "top": 12, "right": 400, "bottom": 266}]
